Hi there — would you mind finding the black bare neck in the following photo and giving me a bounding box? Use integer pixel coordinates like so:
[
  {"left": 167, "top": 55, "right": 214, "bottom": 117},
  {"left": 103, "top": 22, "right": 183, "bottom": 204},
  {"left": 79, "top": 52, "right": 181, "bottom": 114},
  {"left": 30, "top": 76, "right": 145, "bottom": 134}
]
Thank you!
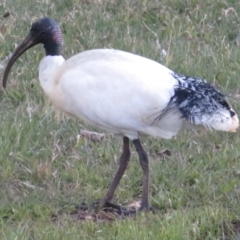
[{"left": 44, "top": 43, "right": 61, "bottom": 56}]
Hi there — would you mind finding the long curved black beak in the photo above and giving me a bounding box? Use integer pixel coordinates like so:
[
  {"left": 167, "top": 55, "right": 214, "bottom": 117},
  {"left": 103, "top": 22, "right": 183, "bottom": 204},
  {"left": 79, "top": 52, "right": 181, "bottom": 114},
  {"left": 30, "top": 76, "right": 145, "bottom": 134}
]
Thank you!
[{"left": 2, "top": 34, "right": 37, "bottom": 88}]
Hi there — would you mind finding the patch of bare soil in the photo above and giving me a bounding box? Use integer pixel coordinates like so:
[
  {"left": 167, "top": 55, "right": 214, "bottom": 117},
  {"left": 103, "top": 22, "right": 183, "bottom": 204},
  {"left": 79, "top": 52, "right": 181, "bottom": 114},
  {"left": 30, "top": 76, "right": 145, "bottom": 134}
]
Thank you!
[{"left": 51, "top": 201, "right": 142, "bottom": 223}]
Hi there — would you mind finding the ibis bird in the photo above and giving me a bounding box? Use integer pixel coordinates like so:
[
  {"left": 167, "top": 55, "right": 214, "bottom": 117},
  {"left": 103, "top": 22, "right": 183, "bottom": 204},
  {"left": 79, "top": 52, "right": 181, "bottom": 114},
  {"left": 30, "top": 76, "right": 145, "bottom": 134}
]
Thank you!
[{"left": 2, "top": 17, "right": 239, "bottom": 212}]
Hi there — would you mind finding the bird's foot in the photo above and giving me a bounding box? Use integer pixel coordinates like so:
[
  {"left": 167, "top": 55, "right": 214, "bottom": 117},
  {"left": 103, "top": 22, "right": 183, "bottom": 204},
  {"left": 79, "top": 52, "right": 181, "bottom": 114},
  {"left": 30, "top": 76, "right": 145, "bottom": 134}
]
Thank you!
[
  {"left": 103, "top": 201, "right": 155, "bottom": 215},
  {"left": 138, "top": 200, "right": 155, "bottom": 213},
  {"left": 93, "top": 199, "right": 155, "bottom": 216},
  {"left": 139, "top": 205, "right": 155, "bottom": 214},
  {"left": 102, "top": 201, "right": 137, "bottom": 216}
]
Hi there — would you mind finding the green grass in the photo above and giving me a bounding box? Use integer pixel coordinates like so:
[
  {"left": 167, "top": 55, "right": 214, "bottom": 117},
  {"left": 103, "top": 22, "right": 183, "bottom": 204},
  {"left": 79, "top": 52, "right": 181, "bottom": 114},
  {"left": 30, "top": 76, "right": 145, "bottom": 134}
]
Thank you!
[{"left": 1, "top": 0, "right": 240, "bottom": 239}]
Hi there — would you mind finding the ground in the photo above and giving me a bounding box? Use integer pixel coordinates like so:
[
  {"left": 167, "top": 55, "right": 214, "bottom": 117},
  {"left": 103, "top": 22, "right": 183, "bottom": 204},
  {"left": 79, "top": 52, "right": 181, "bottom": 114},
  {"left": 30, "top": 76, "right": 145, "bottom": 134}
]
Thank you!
[{"left": 1, "top": 0, "right": 240, "bottom": 239}]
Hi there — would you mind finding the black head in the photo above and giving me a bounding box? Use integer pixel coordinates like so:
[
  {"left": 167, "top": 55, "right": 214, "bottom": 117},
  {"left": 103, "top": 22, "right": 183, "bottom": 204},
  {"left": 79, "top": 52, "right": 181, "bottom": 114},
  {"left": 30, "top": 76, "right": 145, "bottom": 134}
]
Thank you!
[
  {"left": 30, "top": 17, "right": 62, "bottom": 51},
  {"left": 2, "top": 17, "right": 62, "bottom": 88}
]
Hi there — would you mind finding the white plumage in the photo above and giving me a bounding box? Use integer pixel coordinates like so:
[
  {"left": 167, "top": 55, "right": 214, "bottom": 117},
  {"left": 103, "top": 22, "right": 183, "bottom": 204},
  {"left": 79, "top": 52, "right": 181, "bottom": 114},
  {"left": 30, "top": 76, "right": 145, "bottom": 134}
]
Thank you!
[
  {"left": 40, "top": 50, "right": 183, "bottom": 140},
  {"left": 2, "top": 17, "right": 239, "bottom": 213},
  {"left": 39, "top": 49, "right": 239, "bottom": 140}
]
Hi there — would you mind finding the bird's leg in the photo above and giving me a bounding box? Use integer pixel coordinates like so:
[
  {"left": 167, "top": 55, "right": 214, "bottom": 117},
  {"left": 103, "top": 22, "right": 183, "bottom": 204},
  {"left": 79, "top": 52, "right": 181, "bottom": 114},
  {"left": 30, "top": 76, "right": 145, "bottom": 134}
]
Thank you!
[
  {"left": 132, "top": 139, "right": 150, "bottom": 211},
  {"left": 99, "top": 136, "right": 131, "bottom": 209}
]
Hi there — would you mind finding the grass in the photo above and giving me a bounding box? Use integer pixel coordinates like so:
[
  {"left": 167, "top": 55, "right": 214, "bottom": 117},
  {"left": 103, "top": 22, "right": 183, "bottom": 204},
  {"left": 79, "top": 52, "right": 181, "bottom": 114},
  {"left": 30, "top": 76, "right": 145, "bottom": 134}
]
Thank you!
[{"left": 1, "top": 0, "right": 240, "bottom": 239}]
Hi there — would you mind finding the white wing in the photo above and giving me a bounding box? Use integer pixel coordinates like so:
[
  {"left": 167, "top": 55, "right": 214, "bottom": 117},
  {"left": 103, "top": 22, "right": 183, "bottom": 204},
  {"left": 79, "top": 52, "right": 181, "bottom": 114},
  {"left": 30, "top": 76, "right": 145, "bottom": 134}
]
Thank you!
[{"left": 58, "top": 49, "right": 184, "bottom": 139}]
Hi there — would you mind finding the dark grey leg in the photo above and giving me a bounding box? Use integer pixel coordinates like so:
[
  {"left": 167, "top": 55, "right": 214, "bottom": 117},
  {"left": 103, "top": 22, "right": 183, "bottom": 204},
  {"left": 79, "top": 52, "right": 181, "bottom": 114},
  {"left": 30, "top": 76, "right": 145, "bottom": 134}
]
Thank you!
[
  {"left": 100, "top": 136, "right": 131, "bottom": 207},
  {"left": 132, "top": 139, "right": 150, "bottom": 210}
]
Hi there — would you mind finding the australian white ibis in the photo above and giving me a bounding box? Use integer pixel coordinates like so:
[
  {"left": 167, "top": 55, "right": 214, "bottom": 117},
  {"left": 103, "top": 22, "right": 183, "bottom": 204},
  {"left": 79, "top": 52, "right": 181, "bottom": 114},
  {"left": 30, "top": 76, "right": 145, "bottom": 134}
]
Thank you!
[{"left": 2, "top": 17, "right": 239, "bottom": 213}]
